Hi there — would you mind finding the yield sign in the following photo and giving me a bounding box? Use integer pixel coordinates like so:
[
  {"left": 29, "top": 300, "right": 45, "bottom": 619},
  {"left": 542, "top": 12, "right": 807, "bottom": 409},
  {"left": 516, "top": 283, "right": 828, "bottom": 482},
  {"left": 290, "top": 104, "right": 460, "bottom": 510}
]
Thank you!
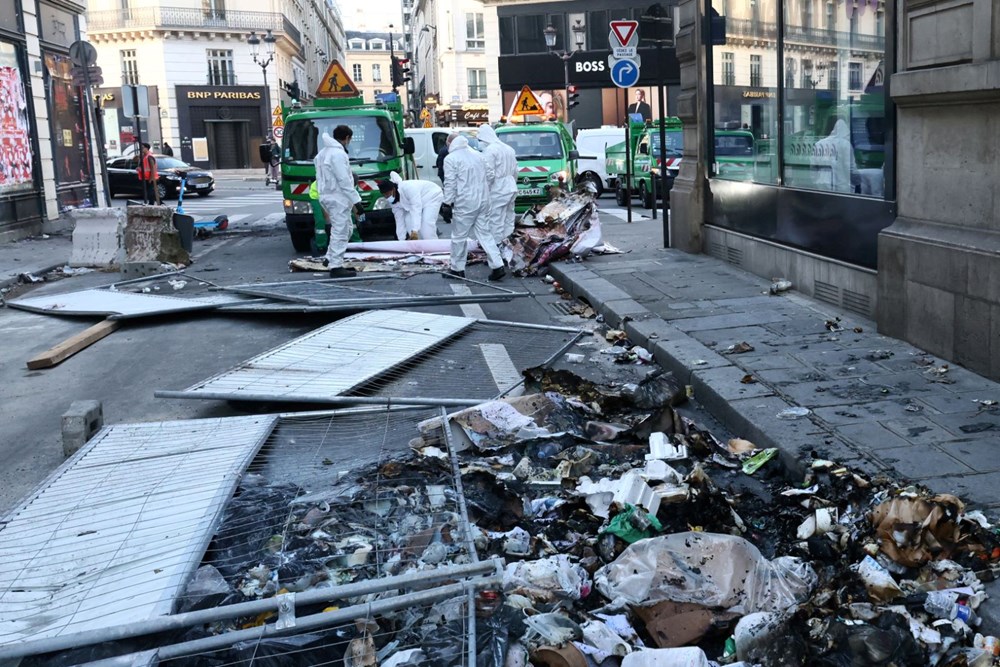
[{"left": 610, "top": 20, "right": 639, "bottom": 47}]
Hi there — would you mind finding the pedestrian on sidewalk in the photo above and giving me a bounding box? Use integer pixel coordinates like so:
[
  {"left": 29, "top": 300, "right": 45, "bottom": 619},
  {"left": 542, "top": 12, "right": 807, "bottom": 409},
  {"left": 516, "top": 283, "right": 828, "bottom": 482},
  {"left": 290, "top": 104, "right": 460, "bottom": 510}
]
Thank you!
[
  {"left": 476, "top": 124, "right": 518, "bottom": 245},
  {"left": 137, "top": 142, "right": 159, "bottom": 205},
  {"left": 378, "top": 172, "right": 443, "bottom": 241},
  {"left": 161, "top": 142, "right": 174, "bottom": 157},
  {"left": 315, "top": 125, "right": 363, "bottom": 278},
  {"left": 442, "top": 134, "right": 505, "bottom": 281}
]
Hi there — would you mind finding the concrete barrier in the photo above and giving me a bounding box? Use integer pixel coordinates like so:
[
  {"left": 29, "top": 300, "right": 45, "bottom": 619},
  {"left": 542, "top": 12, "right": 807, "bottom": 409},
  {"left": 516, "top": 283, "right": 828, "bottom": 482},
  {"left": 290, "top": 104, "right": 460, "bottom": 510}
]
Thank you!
[
  {"left": 124, "top": 205, "right": 190, "bottom": 269},
  {"left": 68, "top": 208, "right": 126, "bottom": 268}
]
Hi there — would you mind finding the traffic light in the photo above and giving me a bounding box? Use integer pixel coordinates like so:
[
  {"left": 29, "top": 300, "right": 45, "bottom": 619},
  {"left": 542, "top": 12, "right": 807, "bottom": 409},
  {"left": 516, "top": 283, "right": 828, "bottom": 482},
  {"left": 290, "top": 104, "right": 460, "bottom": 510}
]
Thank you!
[
  {"left": 283, "top": 80, "right": 301, "bottom": 100},
  {"left": 391, "top": 55, "right": 411, "bottom": 89},
  {"left": 567, "top": 85, "right": 579, "bottom": 109}
]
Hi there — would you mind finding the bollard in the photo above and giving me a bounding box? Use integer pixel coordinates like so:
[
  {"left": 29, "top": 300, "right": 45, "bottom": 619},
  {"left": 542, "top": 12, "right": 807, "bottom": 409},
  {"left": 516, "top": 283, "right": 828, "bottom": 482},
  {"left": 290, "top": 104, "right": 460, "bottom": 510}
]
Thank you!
[{"left": 61, "top": 400, "right": 104, "bottom": 458}]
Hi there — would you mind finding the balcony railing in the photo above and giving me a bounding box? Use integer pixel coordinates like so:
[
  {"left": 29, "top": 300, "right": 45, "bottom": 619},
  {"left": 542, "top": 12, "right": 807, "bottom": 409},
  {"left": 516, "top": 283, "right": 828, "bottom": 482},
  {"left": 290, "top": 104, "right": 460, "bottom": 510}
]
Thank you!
[
  {"left": 87, "top": 6, "right": 297, "bottom": 43},
  {"left": 725, "top": 18, "right": 885, "bottom": 52}
]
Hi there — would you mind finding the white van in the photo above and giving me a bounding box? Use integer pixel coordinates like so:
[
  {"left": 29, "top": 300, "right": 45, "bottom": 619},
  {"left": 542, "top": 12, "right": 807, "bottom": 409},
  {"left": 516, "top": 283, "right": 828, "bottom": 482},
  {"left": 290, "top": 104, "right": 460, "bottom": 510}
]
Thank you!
[
  {"left": 575, "top": 127, "right": 628, "bottom": 196},
  {"left": 405, "top": 127, "right": 479, "bottom": 186}
]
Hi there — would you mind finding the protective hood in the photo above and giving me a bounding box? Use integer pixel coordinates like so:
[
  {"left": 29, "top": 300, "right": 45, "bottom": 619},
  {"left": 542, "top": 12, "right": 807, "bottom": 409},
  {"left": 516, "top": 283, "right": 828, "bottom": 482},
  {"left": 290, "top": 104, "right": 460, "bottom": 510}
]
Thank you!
[
  {"left": 830, "top": 119, "right": 850, "bottom": 140},
  {"left": 477, "top": 125, "right": 499, "bottom": 145},
  {"left": 389, "top": 171, "right": 404, "bottom": 185},
  {"left": 321, "top": 133, "right": 339, "bottom": 148},
  {"left": 449, "top": 135, "right": 470, "bottom": 153}
]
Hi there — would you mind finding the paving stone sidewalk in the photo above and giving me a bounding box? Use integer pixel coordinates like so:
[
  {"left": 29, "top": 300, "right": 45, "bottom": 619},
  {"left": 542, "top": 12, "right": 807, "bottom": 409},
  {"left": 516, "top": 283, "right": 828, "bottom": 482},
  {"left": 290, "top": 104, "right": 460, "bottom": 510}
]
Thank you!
[{"left": 551, "top": 213, "right": 1000, "bottom": 511}]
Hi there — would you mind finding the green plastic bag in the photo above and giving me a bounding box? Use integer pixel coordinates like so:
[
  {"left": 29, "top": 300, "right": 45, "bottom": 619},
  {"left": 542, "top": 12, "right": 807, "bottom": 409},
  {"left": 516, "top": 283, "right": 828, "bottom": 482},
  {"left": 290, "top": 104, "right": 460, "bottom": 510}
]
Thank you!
[{"left": 601, "top": 504, "right": 663, "bottom": 544}]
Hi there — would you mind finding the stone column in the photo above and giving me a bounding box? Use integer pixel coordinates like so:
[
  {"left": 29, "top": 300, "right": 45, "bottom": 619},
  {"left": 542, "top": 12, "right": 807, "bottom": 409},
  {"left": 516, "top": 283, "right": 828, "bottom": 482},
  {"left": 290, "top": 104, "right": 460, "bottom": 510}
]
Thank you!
[
  {"left": 878, "top": 0, "right": 1000, "bottom": 379},
  {"left": 669, "top": 0, "right": 710, "bottom": 253}
]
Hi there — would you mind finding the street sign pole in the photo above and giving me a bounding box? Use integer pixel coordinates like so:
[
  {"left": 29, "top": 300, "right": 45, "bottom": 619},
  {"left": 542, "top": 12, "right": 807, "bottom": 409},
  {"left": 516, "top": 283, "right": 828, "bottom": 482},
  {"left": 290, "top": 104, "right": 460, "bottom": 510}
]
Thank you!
[
  {"left": 640, "top": 3, "right": 675, "bottom": 244},
  {"left": 609, "top": 19, "right": 640, "bottom": 223},
  {"left": 624, "top": 87, "right": 631, "bottom": 224}
]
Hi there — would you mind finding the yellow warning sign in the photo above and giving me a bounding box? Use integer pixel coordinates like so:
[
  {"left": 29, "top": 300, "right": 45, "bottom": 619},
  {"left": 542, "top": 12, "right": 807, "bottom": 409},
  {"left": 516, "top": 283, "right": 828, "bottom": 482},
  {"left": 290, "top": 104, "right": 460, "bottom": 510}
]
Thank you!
[
  {"left": 272, "top": 115, "right": 284, "bottom": 128},
  {"left": 315, "top": 61, "right": 360, "bottom": 98},
  {"left": 272, "top": 105, "right": 282, "bottom": 116},
  {"left": 512, "top": 86, "right": 544, "bottom": 116}
]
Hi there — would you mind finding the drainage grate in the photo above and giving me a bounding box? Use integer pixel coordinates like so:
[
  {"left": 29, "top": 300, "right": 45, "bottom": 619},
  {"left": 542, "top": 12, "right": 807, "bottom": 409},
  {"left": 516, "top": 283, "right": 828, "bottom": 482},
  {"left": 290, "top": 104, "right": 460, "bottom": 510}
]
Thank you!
[
  {"left": 550, "top": 300, "right": 578, "bottom": 316},
  {"left": 726, "top": 246, "right": 744, "bottom": 266},
  {"left": 814, "top": 280, "right": 841, "bottom": 307},
  {"left": 842, "top": 288, "right": 871, "bottom": 317}
]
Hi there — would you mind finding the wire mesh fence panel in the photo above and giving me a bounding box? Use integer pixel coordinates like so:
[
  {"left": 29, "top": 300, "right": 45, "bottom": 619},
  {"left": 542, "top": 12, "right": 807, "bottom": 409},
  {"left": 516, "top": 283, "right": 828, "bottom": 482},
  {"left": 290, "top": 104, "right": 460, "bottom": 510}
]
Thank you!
[
  {"left": 0, "top": 416, "right": 276, "bottom": 646},
  {"left": 222, "top": 274, "right": 525, "bottom": 307},
  {"left": 4, "top": 288, "right": 244, "bottom": 319}
]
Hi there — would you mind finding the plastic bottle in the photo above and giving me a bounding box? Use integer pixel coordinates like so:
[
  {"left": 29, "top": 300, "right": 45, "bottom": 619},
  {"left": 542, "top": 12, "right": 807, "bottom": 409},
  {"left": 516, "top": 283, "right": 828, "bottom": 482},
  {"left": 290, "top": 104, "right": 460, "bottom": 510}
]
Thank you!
[
  {"left": 924, "top": 590, "right": 980, "bottom": 627},
  {"left": 974, "top": 634, "right": 1000, "bottom": 657}
]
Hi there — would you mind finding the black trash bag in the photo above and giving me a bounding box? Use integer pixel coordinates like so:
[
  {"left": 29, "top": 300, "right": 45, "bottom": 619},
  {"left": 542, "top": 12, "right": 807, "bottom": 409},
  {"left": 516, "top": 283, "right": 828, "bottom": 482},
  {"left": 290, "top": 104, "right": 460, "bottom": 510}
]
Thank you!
[
  {"left": 813, "top": 612, "right": 925, "bottom": 667},
  {"left": 178, "top": 564, "right": 232, "bottom": 613},
  {"left": 210, "top": 483, "right": 298, "bottom": 579},
  {"left": 421, "top": 619, "right": 466, "bottom": 667},
  {"left": 477, "top": 603, "right": 523, "bottom": 667}
]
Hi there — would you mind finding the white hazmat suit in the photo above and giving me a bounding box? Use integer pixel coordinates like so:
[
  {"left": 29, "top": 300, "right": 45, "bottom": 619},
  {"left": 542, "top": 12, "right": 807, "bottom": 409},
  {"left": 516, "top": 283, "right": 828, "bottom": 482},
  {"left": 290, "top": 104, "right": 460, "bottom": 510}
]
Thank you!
[
  {"left": 812, "top": 119, "right": 857, "bottom": 193},
  {"left": 387, "top": 171, "right": 442, "bottom": 241},
  {"left": 315, "top": 132, "right": 361, "bottom": 268},
  {"left": 477, "top": 125, "right": 518, "bottom": 244},
  {"left": 442, "top": 135, "right": 503, "bottom": 272}
]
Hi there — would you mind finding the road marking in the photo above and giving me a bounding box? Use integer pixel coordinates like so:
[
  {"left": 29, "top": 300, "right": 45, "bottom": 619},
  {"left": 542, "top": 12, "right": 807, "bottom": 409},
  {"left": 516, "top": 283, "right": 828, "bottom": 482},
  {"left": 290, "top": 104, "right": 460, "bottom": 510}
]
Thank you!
[
  {"left": 449, "top": 284, "right": 521, "bottom": 395},
  {"left": 449, "top": 284, "right": 486, "bottom": 319}
]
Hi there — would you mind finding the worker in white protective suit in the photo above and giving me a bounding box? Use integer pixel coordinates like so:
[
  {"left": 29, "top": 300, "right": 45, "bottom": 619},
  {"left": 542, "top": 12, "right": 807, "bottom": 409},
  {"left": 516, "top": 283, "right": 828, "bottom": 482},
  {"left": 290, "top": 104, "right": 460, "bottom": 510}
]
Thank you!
[
  {"left": 377, "top": 171, "right": 442, "bottom": 241},
  {"left": 812, "top": 117, "right": 858, "bottom": 194},
  {"left": 315, "top": 125, "right": 363, "bottom": 278},
  {"left": 477, "top": 124, "right": 518, "bottom": 245},
  {"left": 442, "top": 135, "right": 505, "bottom": 281}
]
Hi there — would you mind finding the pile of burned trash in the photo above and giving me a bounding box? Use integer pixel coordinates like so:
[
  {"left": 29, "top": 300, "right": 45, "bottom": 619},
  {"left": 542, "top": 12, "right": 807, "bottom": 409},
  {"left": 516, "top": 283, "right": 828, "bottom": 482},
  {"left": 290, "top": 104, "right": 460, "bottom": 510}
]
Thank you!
[{"left": 405, "top": 366, "right": 1000, "bottom": 667}]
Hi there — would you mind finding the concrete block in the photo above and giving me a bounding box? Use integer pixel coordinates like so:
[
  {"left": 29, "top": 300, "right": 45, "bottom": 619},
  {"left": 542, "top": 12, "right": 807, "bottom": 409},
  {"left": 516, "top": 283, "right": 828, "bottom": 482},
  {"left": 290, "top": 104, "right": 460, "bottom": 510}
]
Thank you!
[
  {"left": 68, "top": 207, "right": 126, "bottom": 268},
  {"left": 121, "top": 261, "right": 166, "bottom": 279},
  {"left": 124, "top": 205, "right": 190, "bottom": 266},
  {"left": 62, "top": 400, "right": 103, "bottom": 458}
]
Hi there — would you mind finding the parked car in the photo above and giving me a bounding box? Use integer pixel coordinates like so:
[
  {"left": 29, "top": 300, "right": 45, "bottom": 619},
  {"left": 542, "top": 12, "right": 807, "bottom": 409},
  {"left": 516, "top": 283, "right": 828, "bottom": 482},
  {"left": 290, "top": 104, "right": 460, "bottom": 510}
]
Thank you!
[{"left": 106, "top": 155, "right": 215, "bottom": 200}]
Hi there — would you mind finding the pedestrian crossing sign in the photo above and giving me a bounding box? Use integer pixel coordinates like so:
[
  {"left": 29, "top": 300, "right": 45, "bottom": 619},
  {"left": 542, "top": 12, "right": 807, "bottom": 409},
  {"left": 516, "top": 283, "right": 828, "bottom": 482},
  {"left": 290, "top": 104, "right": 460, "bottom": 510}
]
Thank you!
[
  {"left": 272, "top": 115, "right": 284, "bottom": 127},
  {"left": 315, "top": 61, "right": 360, "bottom": 98},
  {"left": 512, "top": 86, "right": 544, "bottom": 116}
]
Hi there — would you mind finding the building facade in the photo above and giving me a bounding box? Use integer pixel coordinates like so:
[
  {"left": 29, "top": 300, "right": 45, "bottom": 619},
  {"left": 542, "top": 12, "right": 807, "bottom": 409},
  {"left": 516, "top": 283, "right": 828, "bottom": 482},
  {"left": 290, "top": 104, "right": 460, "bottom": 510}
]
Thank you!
[
  {"left": 86, "top": 0, "right": 344, "bottom": 170},
  {"left": 344, "top": 31, "right": 408, "bottom": 110},
  {"left": 485, "top": 0, "right": 681, "bottom": 132},
  {"left": 409, "top": 0, "right": 498, "bottom": 126},
  {"left": 1, "top": 0, "right": 103, "bottom": 241}
]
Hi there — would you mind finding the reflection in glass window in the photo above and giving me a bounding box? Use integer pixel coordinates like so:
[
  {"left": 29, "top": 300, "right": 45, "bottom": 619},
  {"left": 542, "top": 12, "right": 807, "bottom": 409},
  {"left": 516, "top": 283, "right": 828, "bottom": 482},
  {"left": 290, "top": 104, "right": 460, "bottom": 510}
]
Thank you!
[
  {"left": 515, "top": 15, "right": 546, "bottom": 54},
  {"left": 785, "top": 57, "right": 795, "bottom": 88},
  {"left": 711, "top": 0, "right": 778, "bottom": 184},
  {"left": 782, "top": 0, "right": 886, "bottom": 196},
  {"left": 587, "top": 11, "right": 607, "bottom": 48},
  {"left": 499, "top": 17, "right": 515, "bottom": 55}
]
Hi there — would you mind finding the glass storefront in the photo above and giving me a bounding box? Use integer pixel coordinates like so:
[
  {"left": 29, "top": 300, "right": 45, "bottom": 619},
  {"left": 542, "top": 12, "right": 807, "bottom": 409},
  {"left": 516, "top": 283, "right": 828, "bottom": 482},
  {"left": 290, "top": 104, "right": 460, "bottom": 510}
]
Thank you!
[
  {"left": 706, "top": 0, "right": 893, "bottom": 267},
  {"left": 44, "top": 52, "right": 94, "bottom": 210}
]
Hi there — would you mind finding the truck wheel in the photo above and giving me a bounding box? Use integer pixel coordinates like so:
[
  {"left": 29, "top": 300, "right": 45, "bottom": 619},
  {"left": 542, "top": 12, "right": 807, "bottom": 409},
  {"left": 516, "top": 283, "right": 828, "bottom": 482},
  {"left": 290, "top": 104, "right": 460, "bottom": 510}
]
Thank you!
[
  {"left": 290, "top": 229, "right": 313, "bottom": 253},
  {"left": 615, "top": 182, "right": 628, "bottom": 207},
  {"left": 639, "top": 182, "right": 653, "bottom": 209},
  {"left": 580, "top": 172, "right": 604, "bottom": 197}
]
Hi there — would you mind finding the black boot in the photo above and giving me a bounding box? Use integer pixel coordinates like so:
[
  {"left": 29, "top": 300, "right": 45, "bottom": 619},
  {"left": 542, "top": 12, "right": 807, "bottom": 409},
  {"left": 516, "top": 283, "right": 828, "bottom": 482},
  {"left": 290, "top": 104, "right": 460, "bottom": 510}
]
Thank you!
[
  {"left": 329, "top": 266, "right": 357, "bottom": 278},
  {"left": 488, "top": 267, "right": 506, "bottom": 282},
  {"left": 442, "top": 269, "right": 466, "bottom": 279}
]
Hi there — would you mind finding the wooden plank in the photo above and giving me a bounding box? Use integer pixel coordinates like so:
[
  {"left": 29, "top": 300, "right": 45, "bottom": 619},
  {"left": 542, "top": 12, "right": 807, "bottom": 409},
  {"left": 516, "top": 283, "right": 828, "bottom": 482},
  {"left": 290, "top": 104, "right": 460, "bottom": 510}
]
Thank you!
[{"left": 26, "top": 319, "right": 122, "bottom": 370}]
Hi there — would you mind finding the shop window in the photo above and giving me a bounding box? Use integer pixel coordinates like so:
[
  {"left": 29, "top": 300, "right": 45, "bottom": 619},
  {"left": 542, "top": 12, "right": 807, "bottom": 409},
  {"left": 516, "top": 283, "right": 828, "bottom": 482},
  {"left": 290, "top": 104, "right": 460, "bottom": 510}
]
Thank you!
[
  {"left": 120, "top": 49, "right": 138, "bottom": 86},
  {"left": 466, "top": 13, "right": 485, "bottom": 50},
  {"left": 206, "top": 49, "right": 235, "bottom": 85},
  {"left": 499, "top": 17, "right": 515, "bottom": 55},
  {"left": 468, "top": 69, "right": 486, "bottom": 100},
  {"left": 372, "top": 63, "right": 381, "bottom": 82},
  {"left": 722, "top": 52, "right": 735, "bottom": 86},
  {"left": 0, "top": 41, "right": 34, "bottom": 196},
  {"left": 353, "top": 63, "right": 363, "bottom": 81},
  {"left": 43, "top": 52, "right": 92, "bottom": 207},
  {"left": 711, "top": 0, "right": 779, "bottom": 186},
  {"left": 515, "top": 15, "right": 547, "bottom": 54}
]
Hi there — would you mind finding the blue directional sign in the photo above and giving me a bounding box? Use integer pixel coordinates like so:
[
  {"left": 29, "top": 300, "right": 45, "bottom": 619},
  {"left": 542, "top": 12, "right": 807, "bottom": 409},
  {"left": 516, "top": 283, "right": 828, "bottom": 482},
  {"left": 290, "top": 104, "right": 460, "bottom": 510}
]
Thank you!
[{"left": 611, "top": 58, "right": 640, "bottom": 88}]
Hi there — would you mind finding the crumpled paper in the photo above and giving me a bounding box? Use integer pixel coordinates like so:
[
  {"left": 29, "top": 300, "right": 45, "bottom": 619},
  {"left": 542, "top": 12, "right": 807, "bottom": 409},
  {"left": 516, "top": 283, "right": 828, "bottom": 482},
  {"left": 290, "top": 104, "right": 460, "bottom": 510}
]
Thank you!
[{"left": 870, "top": 493, "right": 965, "bottom": 567}]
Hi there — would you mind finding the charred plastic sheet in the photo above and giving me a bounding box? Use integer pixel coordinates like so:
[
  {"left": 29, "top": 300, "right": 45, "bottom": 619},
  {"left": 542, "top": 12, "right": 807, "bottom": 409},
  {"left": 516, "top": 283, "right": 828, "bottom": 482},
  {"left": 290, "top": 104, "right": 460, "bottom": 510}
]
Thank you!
[
  {"left": 156, "top": 310, "right": 583, "bottom": 406},
  {"left": 221, "top": 274, "right": 527, "bottom": 310}
]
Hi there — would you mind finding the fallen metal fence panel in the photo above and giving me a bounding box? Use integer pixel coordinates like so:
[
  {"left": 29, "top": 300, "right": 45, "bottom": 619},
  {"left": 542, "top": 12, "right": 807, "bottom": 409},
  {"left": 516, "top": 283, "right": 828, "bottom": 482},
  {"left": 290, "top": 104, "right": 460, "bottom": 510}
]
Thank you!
[
  {"left": 0, "top": 415, "right": 277, "bottom": 646},
  {"left": 5, "top": 289, "right": 243, "bottom": 319},
  {"left": 155, "top": 311, "right": 583, "bottom": 406}
]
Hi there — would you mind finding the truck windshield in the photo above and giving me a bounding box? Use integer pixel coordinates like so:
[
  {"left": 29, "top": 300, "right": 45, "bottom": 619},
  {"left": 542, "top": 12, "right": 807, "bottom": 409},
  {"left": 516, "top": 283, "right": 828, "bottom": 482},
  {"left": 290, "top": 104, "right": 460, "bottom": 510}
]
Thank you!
[
  {"left": 650, "top": 131, "right": 683, "bottom": 157},
  {"left": 284, "top": 115, "right": 398, "bottom": 165},
  {"left": 498, "top": 131, "right": 563, "bottom": 160},
  {"left": 714, "top": 134, "right": 754, "bottom": 157}
]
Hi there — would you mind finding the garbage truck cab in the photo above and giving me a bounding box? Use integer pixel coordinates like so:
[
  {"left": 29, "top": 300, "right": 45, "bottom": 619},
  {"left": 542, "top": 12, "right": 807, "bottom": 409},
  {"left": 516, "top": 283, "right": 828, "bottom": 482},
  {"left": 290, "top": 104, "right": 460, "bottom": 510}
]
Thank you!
[
  {"left": 495, "top": 119, "right": 579, "bottom": 213},
  {"left": 605, "top": 117, "right": 683, "bottom": 209},
  {"left": 280, "top": 94, "right": 415, "bottom": 252}
]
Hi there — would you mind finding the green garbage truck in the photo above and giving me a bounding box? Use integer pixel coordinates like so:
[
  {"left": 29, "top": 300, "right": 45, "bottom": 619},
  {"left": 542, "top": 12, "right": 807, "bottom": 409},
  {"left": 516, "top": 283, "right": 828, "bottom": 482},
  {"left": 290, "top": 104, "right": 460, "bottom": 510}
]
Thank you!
[
  {"left": 279, "top": 96, "right": 415, "bottom": 252},
  {"left": 605, "top": 117, "right": 683, "bottom": 209}
]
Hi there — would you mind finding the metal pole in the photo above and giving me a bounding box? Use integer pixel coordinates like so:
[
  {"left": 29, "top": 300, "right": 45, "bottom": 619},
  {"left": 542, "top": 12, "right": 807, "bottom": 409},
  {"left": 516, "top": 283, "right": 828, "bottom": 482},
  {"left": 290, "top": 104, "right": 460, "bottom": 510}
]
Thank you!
[
  {"left": 262, "top": 65, "right": 271, "bottom": 138},
  {"left": 80, "top": 578, "right": 502, "bottom": 666},
  {"left": 81, "top": 64, "right": 100, "bottom": 208},
  {"left": 563, "top": 56, "right": 570, "bottom": 123},
  {"left": 624, "top": 88, "right": 632, "bottom": 223},
  {"left": 0, "top": 560, "right": 501, "bottom": 661},
  {"left": 657, "top": 46, "right": 669, "bottom": 242},
  {"left": 153, "top": 390, "right": 492, "bottom": 407},
  {"left": 92, "top": 93, "right": 112, "bottom": 207},
  {"left": 440, "top": 406, "right": 479, "bottom": 563}
]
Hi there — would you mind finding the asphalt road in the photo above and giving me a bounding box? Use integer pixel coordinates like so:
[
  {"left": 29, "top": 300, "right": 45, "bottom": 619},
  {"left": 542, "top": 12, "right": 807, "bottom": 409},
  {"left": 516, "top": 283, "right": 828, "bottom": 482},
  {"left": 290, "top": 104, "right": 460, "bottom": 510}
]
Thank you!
[{"left": 0, "top": 182, "right": 658, "bottom": 513}]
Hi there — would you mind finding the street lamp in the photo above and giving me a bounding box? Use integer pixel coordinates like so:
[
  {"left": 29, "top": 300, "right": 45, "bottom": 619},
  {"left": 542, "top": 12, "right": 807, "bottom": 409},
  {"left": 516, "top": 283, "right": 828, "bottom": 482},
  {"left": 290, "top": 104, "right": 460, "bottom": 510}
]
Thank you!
[
  {"left": 247, "top": 29, "right": 277, "bottom": 134},
  {"left": 544, "top": 20, "right": 585, "bottom": 119}
]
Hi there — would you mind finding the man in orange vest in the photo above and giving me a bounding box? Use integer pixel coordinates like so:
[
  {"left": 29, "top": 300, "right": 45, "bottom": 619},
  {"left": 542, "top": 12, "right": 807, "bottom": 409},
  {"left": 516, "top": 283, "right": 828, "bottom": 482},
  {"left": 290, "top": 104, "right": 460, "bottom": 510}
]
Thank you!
[{"left": 137, "top": 142, "right": 159, "bottom": 204}]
